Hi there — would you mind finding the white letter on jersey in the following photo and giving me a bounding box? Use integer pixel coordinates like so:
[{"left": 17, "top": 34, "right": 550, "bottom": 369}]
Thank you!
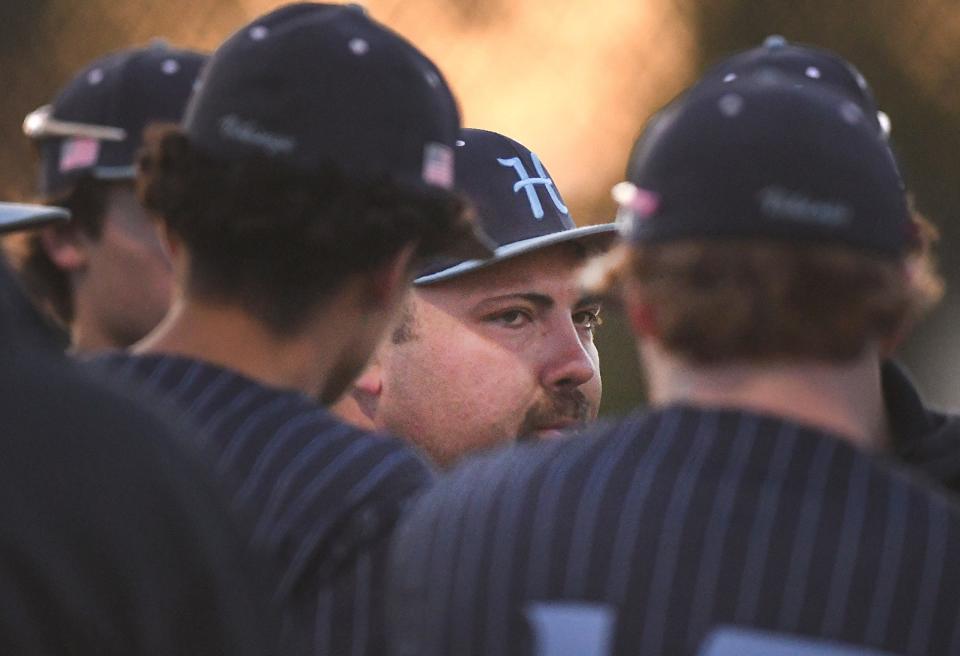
[{"left": 526, "top": 602, "right": 615, "bottom": 656}]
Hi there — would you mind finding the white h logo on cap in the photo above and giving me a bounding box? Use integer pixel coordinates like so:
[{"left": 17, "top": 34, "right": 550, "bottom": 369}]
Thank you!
[{"left": 498, "top": 152, "right": 568, "bottom": 220}]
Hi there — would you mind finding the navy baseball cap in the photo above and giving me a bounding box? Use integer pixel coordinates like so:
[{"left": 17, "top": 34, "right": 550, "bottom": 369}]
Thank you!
[
  {"left": 0, "top": 203, "right": 68, "bottom": 234},
  {"left": 24, "top": 41, "right": 207, "bottom": 200},
  {"left": 703, "top": 35, "right": 890, "bottom": 138},
  {"left": 415, "top": 128, "right": 616, "bottom": 284},
  {"left": 615, "top": 71, "right": 912, "bottom": 258},
  {"left": 184, "top": 3, "right": 460, "bottom": 194}
]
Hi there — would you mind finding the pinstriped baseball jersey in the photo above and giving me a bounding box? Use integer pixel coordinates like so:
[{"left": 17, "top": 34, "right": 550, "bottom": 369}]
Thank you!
[
  {"left": 387, "top": 404, "right": 960, "bottom": 656},
  {"left": 90, "top": 352, "right": 434, "bottom": 656}
]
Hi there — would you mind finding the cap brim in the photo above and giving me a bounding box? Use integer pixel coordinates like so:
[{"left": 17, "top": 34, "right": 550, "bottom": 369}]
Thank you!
[
  {"left": 415, "top": 222, "right": 618, "bottom": 285},
  {"left": 0, "top": 203, "right": 69, "bottom": 235}
]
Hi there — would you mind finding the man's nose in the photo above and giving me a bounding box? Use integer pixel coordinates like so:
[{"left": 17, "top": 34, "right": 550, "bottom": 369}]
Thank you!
[{"left": 540, "top": 322, "right": 597, "bottom": 391}]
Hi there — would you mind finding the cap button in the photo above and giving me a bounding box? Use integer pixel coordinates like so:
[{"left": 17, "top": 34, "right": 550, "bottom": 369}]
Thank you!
[{"left": 763, "top": 34, "right": 788, "bottom": 49}]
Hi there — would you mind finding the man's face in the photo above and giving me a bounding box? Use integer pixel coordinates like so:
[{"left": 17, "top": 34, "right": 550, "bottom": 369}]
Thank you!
[
  {"left": 371, "top": 243, "right": 602, "bottom": 467},
  {"left": 75, "top": 183, "right": 172, "bottom": 349}
]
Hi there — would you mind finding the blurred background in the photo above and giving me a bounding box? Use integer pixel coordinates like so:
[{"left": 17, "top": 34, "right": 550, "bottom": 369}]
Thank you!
[{"left": 0, "top": 0, "right": 957, "bottom": 414}]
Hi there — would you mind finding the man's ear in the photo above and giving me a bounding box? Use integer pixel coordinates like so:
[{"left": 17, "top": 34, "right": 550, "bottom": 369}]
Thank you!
[
  {"left": 39, "top": 223, "right": 88, "bottom": 272},
  {"left": 622, "top": 281, "right": 659, "bottom": 339},
  {"left": 627, "top": 301, "right": 659, "bottom": 338},
  {"left": 159, "top": 221, "right": 179, "bottom": 259}
]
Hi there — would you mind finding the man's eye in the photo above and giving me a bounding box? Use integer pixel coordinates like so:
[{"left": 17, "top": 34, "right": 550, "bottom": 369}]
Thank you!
[
  {"left": 574, "top": 309, "right": 603, "bottom": 331},
  {"left": 488, "top": 309, "right": 531, "bottom": 328}
]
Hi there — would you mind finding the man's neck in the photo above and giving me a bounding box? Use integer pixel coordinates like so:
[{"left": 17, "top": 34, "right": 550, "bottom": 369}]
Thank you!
[
  {"left": 70, "top": 303, "right": 125, "bottom": 354},
  {"left": 644, "top": 344, "right": 890, "bottom": 452},
  {"left": 70, "top": 324, "right": 117, "bottom": 354},
  {"left": 135, "top": 296, "right": 336, "bottom": 399}
]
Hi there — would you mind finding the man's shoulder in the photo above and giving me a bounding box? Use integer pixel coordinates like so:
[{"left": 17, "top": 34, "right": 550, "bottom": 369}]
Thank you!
[
  {"left": 1, "top": 345, "right": 281, "bottom": 655},
  {"left": 87, "top": 350, "right": 435, "bottom": 595},
  {"left": 88, "top": 350, "right": 237, "bottom": 391},
  {"left": 86, "top": 350, "right": 433, "bottom": 479},
  {"left": 418, "top": 409, "right": 658, "bottom": 508},
  {"left": 389, "top": 405, "right": 960, "bottom": 656},
  {"left": 424, "top": 405, "right": 791, "bottom": 488},
  {"left": 406, "top": 403, "right": 960, "bottom": 527},
  {"left": 10, "top": 347, "right": 183, "bottom": 449},
  {"left": 882, "top": 359, "right": 960, "bottom": 494}
]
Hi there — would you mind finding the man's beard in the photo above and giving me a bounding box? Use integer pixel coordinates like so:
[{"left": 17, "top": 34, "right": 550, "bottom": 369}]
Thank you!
[{"left": 517, "top": 389, "right": 593, "bottom": 440}]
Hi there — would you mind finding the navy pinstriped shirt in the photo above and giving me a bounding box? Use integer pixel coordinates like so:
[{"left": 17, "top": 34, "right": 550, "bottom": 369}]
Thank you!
[
  {"left": 388, "top": 405, "right": 960, "bottom": 656},
  {"left": 91, "top": 353, "right": 434, "bottom": 656}
]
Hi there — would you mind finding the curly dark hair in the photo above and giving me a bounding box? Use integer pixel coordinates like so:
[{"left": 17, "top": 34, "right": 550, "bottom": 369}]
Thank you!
[{"left": 138, "top": 124, "right": 478, "bottom": 336}]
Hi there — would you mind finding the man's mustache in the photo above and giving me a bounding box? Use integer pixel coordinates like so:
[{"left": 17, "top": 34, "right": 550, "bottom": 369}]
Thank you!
[{"left": 518, "top": 390, "right": 592, "bottom": 440}]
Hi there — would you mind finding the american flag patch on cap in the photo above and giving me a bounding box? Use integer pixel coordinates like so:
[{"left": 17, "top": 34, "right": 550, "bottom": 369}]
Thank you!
[
  {"left": 59, "top": 137, "right": 101, "bottom": 173},
  {"left": 422, "top": 142, "right": 454, "bottom": 189}
]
